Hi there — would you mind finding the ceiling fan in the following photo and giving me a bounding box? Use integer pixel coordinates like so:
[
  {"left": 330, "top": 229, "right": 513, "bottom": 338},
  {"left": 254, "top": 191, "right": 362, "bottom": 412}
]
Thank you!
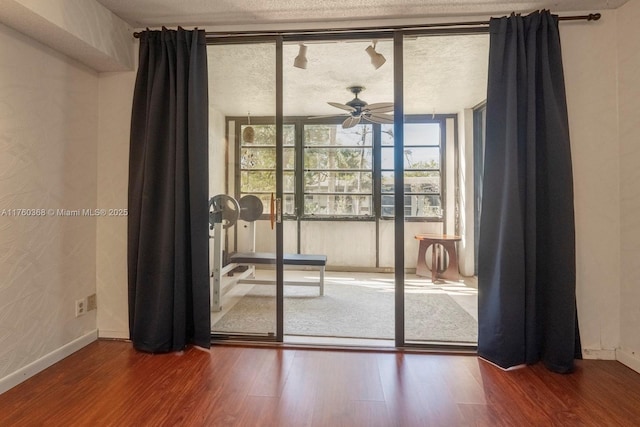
[{"left": 311, "top": 86, "right": 394, "bottom": 128}]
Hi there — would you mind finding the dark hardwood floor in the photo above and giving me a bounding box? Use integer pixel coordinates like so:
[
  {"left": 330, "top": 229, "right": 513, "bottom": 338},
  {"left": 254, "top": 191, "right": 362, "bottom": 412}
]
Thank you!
[{"left": 1, "top": 340, "right": 639, "bottom": 426}]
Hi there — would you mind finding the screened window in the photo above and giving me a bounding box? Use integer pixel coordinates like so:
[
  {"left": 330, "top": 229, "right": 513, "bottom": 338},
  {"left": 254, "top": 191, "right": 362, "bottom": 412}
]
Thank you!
[
  {"left": 239, "top": 123, "right": 296, "bottom": 215},
  {"left": 233, "top": 116, "right": 447, "bottom": 220},
  {"left": 303, "top": 124, "right": 373, "bottom": 217},
  {"left": 381, "top": 122, "right": 443, "bottom": 218}
]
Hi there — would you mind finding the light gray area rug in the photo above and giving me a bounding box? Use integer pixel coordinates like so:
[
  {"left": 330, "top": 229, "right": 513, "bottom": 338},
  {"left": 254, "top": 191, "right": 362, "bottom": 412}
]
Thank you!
[{"left": 212, "top": 282, "right": 477, "bottom": 343}]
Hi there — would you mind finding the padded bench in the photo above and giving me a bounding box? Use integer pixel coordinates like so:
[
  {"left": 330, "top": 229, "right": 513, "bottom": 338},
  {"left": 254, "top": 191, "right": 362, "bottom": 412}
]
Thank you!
[{"left": 229, "top": 252, "right": 327, "bottom": 296}]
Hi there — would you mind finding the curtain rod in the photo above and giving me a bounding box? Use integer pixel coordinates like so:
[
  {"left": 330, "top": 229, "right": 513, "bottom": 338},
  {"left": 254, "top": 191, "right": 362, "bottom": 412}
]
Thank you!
[{"left": 132, "top": 13, "right": 600, "bottom": 39}]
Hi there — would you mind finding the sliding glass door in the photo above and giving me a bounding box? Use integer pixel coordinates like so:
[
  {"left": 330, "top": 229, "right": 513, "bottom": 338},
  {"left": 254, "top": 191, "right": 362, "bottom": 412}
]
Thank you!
[
  {"left": 206, "top": 30, "right": 486, "bottom": 348},
  {"left": 208, "top": 40, "right": 284, "bottom": 340},
  {"left": 400, "top": 33, "right": 486, "bottom": 347},
  {"left": 282, "top": 39, "right": 396, "bottom": 344}
]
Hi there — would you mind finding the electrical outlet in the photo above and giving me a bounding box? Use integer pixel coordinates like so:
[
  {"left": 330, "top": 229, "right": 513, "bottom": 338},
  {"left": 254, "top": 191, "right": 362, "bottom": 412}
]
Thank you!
[
  {"left": 87, "top": 293, "right": 97, "bottom": 311},
  {"left": 75, "top": 298, "right": 86, "bottom": 317}
]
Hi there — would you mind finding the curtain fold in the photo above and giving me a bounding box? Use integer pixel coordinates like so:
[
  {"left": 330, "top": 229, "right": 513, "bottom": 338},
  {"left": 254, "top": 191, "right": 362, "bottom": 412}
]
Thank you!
[
  {"left": 128, "top": 28, "right": 210, "bottom": 352},
  {"left": 478, "top": 10, "right": 581, "bottom": 373}
]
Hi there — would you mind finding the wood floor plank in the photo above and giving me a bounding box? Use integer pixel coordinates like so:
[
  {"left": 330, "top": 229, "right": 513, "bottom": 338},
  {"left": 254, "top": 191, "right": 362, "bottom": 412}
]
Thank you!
[
  {"left": 1, "top": 340, "right": 144, "bottom": 425},
  {"left": 531, "top": 360, "right": 640, "bottom": 425},
  {"left": 248, "top": 348, "right": 296, "bottom": 398},
  {"left": 96, "top": 348, "right": 212, "bottom": 426},
  {"left": 311, "top": 350, "right": 385, "bottom": 401},
  {"left": 237, "top": 395, "right": 280, "bottom": 426},
  {"left": 311, "top": 398, "right": 391, "bottom": 427},
  {"left": 431, "top": 354, "right": 487, "bottom": 405},
  {"left": 376, "top": 352, "right": 440, "bottom": 426},
  {"left": 304, "top": 351, "right": 389, "bottom": 426},
  {"left": 474, "top": 359, "right": 558, "bottom": 425},
  {"left": 271, "top": 350, "right": 318, "bottom": 426},
  {"left": 457, "top": 403, "right": 506, "bottom": 427},
  {"left": 403, "top": 353, "right": 466, "bottom": 426},
  {"left": 2, "top": 340, "right": 640, "bottom": 426}
]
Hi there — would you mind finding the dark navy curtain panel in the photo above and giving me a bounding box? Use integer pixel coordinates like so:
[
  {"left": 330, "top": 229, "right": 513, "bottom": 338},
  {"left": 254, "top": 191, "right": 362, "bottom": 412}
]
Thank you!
[
  {"left": 478, "top": 11, "right": 581, "bottom": 373},
  {"left": 128, "top": 28, "right": 210, "bottom": 352}
]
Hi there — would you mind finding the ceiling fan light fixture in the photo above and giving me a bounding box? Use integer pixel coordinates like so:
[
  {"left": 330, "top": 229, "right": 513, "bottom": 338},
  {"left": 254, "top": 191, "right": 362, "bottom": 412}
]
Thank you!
[
  {"left": 366, "top": 42, "right": 386, "bottom": 69},
  {"left": 293, "top": 44, "right": 308, "bottom": 69},
  {"left": 310, "top": 86, "right": 394, "bottom": 129}
]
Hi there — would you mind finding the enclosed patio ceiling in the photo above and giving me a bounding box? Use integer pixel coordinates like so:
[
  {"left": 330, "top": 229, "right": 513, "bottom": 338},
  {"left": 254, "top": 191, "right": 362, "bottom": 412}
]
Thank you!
[
  {"left": 95, "top": 0, "right": 624, "bottom": 118},
  {"left": 209, "top": 35, "right": 490, "bottom": 117}
]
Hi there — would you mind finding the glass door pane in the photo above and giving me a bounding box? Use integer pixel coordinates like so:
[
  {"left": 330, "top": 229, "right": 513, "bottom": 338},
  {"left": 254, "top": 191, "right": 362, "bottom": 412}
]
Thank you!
[
  {"left": 282, "top": 39, "right": 395, "bottom": 345},
  {"left": 402, "top": 33, "right": 487, "bottom": 346},
  {"left": 208, "top": 42, "right": 280, "bottom": 338}
]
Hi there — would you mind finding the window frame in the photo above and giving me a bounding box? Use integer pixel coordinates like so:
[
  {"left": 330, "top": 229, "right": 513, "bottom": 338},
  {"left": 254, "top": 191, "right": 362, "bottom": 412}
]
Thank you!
[
  {"left": 233, "top": 117, "right": 297, "bottom": 220},
  {"left": 302, "top": 122, "right": 375, "bottom": 220},
  {"left": 230, "top": 114, "right": 452, "bottom": 222},
  {"left": 379, "top": 115, "right": 448, "bottom": 221}
]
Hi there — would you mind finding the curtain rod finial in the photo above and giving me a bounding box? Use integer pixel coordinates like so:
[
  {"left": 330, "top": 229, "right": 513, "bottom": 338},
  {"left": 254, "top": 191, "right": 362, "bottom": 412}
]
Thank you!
[{"left": 588, "top": 13, "right": 601, "bottom": 21}]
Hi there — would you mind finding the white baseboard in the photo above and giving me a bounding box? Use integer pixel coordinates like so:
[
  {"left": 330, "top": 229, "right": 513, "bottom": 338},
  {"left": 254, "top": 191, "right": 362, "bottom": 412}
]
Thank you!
[
  {"left": 581, "top": 348, "right": 617, "bottom": 360},
  {"left": 0, "top": 330, "right": 98, "bottom": 395},
  {"left": 616, "top": 349, "right": 640, "bottom": 374},
  {"left": 98, "top": 329, "right": 129, "bottom": 340}
]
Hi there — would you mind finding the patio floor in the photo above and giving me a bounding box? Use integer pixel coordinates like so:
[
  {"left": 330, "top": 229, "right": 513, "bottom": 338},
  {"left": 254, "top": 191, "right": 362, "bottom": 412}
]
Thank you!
[{"left": 211, "top": 269, "right": 478, "bottom": 346}]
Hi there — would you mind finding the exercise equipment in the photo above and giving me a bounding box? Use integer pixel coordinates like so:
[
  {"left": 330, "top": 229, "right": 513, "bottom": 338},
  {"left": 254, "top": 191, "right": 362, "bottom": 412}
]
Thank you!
[
  {"left": 209, "top": 194, "right": 263, "bottom": 311},
  {"left": 239, "top": 195, "right": 263, "bottom": 222},
  {"left": 209, "top": 194, "right": 325, "bottom": 313},
  {"left": 209, "top": 194, "right": 263, "bottom": 229}
]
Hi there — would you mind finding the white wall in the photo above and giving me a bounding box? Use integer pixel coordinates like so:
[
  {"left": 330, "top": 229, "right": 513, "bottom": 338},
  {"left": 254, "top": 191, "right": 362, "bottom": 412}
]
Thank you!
[
  {"left": 383, "top": 221, "right": 443, "bottom": 269},
  {"left": 617, "top": 0, "right": 640, "bottom": 372},
  {"left": 0, "top": 23, "right": 99, "bottom": 389},
  {"left": 0, "top": 2, "right": 635, "bottom": 393},
  {"left": 560, "top": 11, "right": 621, "bottom": 358},
  {"left": 96, "top": 69, "right": 135, "bottom": 339},
  {"left": 301, "top": 221, "right": 377, "bottom": 267},
  {"left": 17, "top": 4, "right": 628, "bottom": 368},
  {"left": 0, "top": 0, "right": 132, "bottom": 71},
  {"left": 208, "top": 108, "right": 226, "bottom": 198},
  {"left": 99, "top": 12, "right": 632, "bottom": 357},
  {"left": 457, "top": 108, "right": 476, "bottom": 277}
]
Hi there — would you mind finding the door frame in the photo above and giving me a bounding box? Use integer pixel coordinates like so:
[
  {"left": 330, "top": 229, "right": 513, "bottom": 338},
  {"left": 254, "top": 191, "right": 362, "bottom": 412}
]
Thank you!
[{"left": 209, "top": 29, "right": 483, "bottom": 349}]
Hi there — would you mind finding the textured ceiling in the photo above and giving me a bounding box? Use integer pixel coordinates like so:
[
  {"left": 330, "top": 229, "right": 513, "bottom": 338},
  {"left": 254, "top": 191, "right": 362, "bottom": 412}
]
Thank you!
[
  {"left": 96, "top": 0, "right": 625, "bottom": 117},
  {"left": 209, "top": 36, "right": 489, "bottom": 117},
  {"left": 97, "top": 0, "right": 628, "bottom": 27}
]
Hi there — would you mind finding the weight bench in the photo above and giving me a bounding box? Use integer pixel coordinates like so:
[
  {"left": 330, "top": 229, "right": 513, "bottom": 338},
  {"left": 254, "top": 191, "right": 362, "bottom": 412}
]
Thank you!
[
  {"left": 230, "top": 252, "right": 327, "bottom": 296},
  {"left": 211, "top": 250, "right": 327, "bottom": 312},
  {"left": 209, "top": 195, "right": 328, "bottom": 312}
]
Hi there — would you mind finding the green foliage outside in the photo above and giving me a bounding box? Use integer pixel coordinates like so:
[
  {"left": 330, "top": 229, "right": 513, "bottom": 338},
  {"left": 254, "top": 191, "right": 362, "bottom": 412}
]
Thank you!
[{"left": 240, "top": 123, "right": 442, "bottom": 217}]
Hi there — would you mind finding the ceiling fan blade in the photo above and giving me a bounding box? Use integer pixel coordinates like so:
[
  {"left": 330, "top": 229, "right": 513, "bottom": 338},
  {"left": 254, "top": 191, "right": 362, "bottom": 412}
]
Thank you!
[
  {"left": 328, "top": 102, "right": 356, "bottom": 112},
  {"left": 342, "top": 116, "right": 361, "bottom": 128},
  {"left": 364, "top": 112, "right": 395, "bottom": 125},
  {"left": 365, "top": 102, "right": 394, "bottom": 113},
  {"left": 308, "top": 114, "right": 347, "bottom": 119}
]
